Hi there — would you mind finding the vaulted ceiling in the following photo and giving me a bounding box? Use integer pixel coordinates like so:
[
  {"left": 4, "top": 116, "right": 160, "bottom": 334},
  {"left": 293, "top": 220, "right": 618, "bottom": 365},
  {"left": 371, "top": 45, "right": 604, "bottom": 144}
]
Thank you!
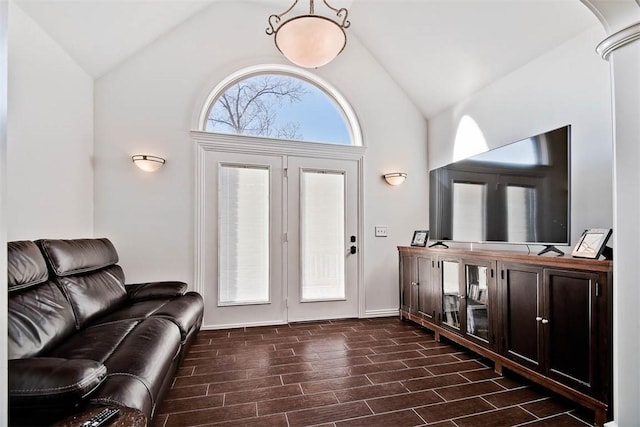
[{"left": 14, "top": 0, "right": 599, "bottom": 118}]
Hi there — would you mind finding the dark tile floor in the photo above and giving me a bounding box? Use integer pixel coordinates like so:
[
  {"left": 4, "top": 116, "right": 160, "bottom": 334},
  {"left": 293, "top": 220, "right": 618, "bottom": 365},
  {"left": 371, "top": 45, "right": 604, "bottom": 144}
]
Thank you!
[{"left": 151, "top": 317, "right": 592, "bottom": 427}]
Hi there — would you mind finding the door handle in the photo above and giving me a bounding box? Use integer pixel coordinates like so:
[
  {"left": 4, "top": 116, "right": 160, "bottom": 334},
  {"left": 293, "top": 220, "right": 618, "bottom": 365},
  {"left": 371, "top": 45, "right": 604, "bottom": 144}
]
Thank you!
[{"left": 350, "top": 246, "right": 357, "bottom": 254}]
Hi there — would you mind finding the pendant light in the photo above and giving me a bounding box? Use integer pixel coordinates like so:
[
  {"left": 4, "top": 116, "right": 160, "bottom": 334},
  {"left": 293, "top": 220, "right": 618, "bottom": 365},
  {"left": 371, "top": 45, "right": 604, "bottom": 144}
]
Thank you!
[{"left": 266, "top": 0, "right": 350, "bottom": 68}]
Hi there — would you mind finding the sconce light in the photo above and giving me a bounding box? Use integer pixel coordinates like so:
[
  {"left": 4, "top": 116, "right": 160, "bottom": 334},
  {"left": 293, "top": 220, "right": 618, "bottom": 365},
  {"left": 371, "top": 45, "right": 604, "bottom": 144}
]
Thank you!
[
  {"left": 383, "top": 172, "right": 407, "bottom": 186},
  {"left": 132, "top": 155, "right": 165, "bottom": 172}
]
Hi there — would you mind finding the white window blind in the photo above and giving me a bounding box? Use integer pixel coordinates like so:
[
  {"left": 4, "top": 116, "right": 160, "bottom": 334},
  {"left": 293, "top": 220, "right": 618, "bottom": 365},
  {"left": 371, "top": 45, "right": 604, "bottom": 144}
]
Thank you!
[
  {"left": 218, "top": 165, "right": 270, "bottom": 305},
  {"left": 301, "top": 170, "right": 345, "bottom": 301}
]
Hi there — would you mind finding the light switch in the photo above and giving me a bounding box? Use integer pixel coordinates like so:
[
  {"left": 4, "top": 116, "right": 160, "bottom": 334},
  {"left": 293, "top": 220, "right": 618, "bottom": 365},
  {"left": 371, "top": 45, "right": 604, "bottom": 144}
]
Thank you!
[{"left": 375, "top": 226, "right": 388, "bottom": 237}]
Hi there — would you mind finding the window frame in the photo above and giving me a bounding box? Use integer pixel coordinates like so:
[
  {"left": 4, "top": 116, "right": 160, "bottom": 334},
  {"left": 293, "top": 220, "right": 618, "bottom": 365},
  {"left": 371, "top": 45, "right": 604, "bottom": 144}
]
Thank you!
[{"left": 197, "top": 64, "right": 363, "bottom": 147}]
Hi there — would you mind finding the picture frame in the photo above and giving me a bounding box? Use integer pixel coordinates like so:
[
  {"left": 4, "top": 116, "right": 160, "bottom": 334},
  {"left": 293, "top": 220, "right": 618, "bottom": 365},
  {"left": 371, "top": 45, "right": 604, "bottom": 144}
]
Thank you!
[
  {"left": 571, "top": 228, "right": 612, "bottom": 259},
  {"left": 411, "top": 230, "right": 429, "bottom": 247}
]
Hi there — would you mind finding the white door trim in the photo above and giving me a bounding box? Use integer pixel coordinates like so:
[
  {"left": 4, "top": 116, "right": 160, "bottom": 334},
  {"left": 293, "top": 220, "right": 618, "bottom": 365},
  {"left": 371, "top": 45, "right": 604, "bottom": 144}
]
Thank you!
[
  {"left": 193, "top": 131, "right": 367, "bottom": 324},
  {"left": 192, "top": 131, "right": 366, "bottom": 159}
]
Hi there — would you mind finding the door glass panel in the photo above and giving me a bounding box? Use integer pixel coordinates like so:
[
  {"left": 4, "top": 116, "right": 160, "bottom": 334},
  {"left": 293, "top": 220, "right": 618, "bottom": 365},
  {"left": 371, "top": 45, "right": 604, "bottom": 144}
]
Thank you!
[
  {"left": 301, "top": 170, "right": 345, "bottom": 301},
  {"left": 218, "top": 165, "right": 270, "bottom": 305},
  {"left": 442, "top": 261, "right": 460, "bottom": 329},
  {"left": 466, "top": 265, "right": 489, "bottom": 341},
  {"left": 507, "top": 185, "right": 536, "bottom": 242},
  {"left": 452, "top": 182, "right": 486, "bottom": 241}
]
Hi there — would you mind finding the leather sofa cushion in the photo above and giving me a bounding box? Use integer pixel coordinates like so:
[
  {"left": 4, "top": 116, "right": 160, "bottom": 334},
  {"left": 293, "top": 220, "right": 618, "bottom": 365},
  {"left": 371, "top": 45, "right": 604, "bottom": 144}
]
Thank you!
[
  {"left": 96, "top": 292, "right": 204, "bottom": 341},
  {"left": 56, "top": 318, "right": 182, "bottom": 418},
  {"left": 39, "top": 238, "right": 119, "bottom": 276},
  {"left": 90, "top": 374, "right": 153, "bottom": 419},
  {"left": 126, "top": 281, "right": 187, "bottom": 301},
  {"left": 9, "top": 280, "right": 76, "bottom": 359},
  {"left": 56, "top": 265, "right": 128, "bottom": 329},
  {"left": 50, "top": 320, "right": 140, "bottom": 363},
  {"left": 150, "top": 292, "right": 204, "bottom": 341},
  {"left": 99, "top": 317, "right": 181, "bottom": 414},
  {"left": 8, "top": 241, "right": 49, "bottom": 292},
  {"left": 9, "top": 357, "right": 106, "bottom": 408}
]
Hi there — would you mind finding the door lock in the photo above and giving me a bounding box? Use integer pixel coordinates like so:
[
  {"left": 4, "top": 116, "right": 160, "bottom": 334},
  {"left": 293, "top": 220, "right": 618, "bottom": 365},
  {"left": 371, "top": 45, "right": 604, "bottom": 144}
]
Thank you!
[{"left": 350, "top": 246, "right": 357, "bottom": 254}]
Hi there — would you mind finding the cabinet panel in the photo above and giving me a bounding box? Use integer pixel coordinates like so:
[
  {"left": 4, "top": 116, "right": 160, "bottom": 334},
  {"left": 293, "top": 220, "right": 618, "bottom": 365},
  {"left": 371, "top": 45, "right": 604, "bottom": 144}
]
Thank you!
[
  {"left": 544, "top": 269, "right": 599, "bottom": 393},
  {"left": 417, "top": 256, "right": 436, "bottom": 321},
  {"left": 400, "top": 254, "right": 414, "bottom": 314},
  {"left": 501, "top": 263, "right": 543, "bottom": 370},
  {"left": 400, "top": 253, "right": 437, "bottom": 323}
]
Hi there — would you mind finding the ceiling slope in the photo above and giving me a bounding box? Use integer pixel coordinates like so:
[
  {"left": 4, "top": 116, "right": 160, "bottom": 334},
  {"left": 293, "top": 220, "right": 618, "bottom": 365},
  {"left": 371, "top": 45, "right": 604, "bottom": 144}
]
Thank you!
[
  {"left": 14, "top": 0, "right": 599, "bottom": 118},
  {"left": 349, "top": 1, "right": 598, "bottom": 117}
]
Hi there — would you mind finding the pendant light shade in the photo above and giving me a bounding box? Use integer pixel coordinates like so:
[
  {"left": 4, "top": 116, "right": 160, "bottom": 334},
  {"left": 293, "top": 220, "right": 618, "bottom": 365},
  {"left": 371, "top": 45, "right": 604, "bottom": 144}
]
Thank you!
[{"left": 267, "top": 0, "right": 350, "bottom": 69}]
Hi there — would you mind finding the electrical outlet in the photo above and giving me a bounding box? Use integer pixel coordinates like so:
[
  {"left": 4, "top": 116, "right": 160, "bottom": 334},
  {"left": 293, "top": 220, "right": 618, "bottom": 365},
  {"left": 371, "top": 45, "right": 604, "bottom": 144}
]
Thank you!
[{"left": 375, "top": 226, "right": 388, "bottom": 237}]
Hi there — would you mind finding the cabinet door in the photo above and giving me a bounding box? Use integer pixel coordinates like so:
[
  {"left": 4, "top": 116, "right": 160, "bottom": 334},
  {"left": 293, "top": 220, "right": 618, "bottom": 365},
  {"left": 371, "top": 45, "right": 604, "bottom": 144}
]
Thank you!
[
  {"left": 500, "top": 262, "right": 543, "bottom": 371},
  {"left": 440, "top": 258, "right": 463, "bottom": 330},
  {"left": 400, "top": 254, "right": 416, "bottom": 314},
  {"left": 417, "top": 256, "right": 436, "bottom": 322},
  {"left": 462, "top": 258, "right": 496, "bottom": 348},
  {"left": 543, "top": 268, "right": 599, "bottom": 394}
]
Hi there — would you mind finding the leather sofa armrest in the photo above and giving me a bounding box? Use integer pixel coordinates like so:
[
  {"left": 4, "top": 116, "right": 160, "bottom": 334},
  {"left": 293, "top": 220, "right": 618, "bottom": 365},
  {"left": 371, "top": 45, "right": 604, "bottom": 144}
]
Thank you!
[
  {"left": 9, "top": 357, "right": 106, "bottom": 409},
  {"left": 125, "top": 281, "right": 188, "bottom": 301}
]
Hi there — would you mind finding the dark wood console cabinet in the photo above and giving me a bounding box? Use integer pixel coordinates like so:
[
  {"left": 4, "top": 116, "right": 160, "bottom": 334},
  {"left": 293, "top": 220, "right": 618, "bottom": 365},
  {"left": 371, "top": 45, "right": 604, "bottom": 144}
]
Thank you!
[
  {"left": 400, "top": 253, "right": 437, "bottom": 321},
  {"left": 399, "top": 246, "right": 612, "bottom": 426}
]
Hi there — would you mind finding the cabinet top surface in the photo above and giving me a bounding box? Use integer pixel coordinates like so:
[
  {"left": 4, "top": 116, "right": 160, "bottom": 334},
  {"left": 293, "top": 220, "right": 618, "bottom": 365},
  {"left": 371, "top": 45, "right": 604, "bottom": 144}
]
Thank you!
[{"left": 398, "top": 246, "right": 612, "bottom": 272}]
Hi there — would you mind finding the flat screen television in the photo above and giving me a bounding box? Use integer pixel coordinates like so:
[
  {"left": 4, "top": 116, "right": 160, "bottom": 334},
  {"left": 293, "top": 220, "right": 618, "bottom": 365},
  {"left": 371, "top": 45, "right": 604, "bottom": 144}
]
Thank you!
[{"left": 429, "top": 125, "right": 570, "bottom": 251}]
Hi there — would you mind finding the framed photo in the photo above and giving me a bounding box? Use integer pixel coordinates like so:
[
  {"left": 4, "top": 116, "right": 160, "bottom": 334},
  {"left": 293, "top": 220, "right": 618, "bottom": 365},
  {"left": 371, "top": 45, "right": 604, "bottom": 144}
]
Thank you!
[
  {"left": 571, "top": 228, "right": 612, "bottom": 259},
  {"left": 411, "top": 230, "right": 429, "bottom": 247}
]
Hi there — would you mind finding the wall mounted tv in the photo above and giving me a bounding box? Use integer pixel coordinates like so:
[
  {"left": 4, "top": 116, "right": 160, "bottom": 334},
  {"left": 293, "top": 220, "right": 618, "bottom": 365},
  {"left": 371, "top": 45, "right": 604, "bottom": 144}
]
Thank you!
[{"left": 429, "top": 125, "right": 570, "bottom": 252}]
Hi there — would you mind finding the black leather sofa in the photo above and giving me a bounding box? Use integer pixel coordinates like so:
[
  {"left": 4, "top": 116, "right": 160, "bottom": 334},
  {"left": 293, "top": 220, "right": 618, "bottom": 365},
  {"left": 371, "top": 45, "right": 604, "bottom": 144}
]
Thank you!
[{"left": 8, "top": 238, "right": 204, "bottom": 426}]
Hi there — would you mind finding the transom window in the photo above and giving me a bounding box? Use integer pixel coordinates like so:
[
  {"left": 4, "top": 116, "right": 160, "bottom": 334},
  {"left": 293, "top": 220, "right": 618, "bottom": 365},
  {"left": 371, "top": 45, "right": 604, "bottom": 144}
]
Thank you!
[{"left": 202, "top": 66, "right": 359, "bottom": 146}]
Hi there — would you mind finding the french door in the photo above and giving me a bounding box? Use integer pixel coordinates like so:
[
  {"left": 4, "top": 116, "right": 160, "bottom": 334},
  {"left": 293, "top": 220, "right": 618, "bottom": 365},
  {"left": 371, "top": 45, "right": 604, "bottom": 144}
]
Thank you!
[
  {"left": 286, "top": 156, "right": 359, "bottom": 322},
  {"left": 197, "top": 146, "right": 361, "bottom": 329},
  {"left": 200, "top": 152, "right": 286, "bottom": 328}
]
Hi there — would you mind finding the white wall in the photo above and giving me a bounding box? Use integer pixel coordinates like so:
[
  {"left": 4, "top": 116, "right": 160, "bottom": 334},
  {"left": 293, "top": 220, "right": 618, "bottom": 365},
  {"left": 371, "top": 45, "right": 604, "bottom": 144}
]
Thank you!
[
  {"left": 7, "top": 2, "right": 94, "bottom": 241},
  {"left": 94, "top": 2, "right": 427, "bottom": 319},
  {"left": 1, "top": 1, "right": 9, "bottom": 425},
  {"left": 583, "top": 2, "right": 640, "bottom": 424},
  {"left": 428, "top": 26, "right": 612, "bottom": 252}
]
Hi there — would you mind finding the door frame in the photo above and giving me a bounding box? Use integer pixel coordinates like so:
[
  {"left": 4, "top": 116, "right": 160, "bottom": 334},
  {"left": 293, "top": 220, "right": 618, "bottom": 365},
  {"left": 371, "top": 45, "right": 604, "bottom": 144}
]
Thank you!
[{"left": 192, "top": 130, "right": 366, "bottom": 329}]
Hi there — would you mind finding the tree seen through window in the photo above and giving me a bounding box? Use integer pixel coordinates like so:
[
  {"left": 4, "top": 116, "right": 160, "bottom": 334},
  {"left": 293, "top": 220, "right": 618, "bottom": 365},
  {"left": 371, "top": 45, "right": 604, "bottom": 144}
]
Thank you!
[{"left": 206, "top": 74, "right": 351, "bottom": 145}]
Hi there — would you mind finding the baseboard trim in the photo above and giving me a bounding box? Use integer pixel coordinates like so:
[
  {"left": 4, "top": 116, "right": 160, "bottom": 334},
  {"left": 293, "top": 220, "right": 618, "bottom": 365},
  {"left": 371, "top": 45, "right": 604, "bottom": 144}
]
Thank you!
[
  {"left": 364, "top": 308, "right": 400, "bottom": 318},
  {"left": 200, "top": 310, "right": 400, "bottom": 330},
  {"left": 201, "top": 319, "right": 287, "bottom": 330}
]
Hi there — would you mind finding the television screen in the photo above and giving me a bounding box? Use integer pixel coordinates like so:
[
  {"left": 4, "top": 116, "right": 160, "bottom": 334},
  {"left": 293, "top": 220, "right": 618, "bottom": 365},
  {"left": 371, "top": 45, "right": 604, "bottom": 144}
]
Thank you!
[{"left": 429, "top": 125, "right": 570, "bottom": 245}]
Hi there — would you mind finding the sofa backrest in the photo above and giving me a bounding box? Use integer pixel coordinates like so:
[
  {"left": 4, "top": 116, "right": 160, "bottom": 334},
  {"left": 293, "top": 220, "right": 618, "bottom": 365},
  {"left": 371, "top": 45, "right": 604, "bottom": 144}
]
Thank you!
[
  {"left": 8, "top": 241, "right": 76, "bottom": 359},
  {"left": 38, "top": 238, "right": 128, "bottom": 329}
]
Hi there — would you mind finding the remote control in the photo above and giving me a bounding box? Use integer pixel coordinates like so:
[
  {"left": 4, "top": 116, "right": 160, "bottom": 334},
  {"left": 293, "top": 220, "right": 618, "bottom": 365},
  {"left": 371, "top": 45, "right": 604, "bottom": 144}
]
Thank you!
[{"left": 80, "top": 407, "right": 120, "bottom": 427}]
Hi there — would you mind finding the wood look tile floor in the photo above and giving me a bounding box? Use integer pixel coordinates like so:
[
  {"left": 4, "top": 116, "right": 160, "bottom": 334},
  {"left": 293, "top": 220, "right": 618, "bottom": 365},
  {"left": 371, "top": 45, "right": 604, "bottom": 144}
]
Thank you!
[{"left": 152, "top": 318, "right": 592, "bottom": 427}]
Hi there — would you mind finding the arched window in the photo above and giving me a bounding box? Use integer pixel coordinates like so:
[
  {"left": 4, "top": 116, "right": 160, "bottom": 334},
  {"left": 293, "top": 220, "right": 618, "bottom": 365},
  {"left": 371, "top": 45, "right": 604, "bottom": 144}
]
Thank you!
[{"left": 199, "top": 65, "right": 361, "bottom": 146}]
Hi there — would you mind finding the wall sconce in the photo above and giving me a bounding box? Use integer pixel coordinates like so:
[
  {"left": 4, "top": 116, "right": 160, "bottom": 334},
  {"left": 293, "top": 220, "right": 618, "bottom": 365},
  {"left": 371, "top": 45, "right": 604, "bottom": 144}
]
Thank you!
[
  {"left": 383, "top": 172, "right": 407, "bottom": 186},
  {"left": 132, "top": 155, "right": 165, "bottom": 172}
]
